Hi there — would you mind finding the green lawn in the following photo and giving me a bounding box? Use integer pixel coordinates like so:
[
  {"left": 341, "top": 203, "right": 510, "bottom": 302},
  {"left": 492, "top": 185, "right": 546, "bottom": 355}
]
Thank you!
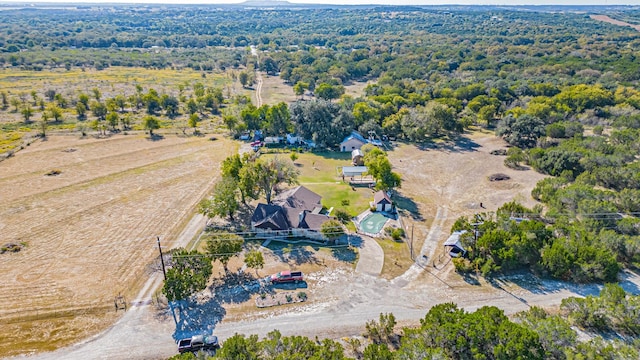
[{"left": 262, "top": 151, "right": 372, "bottom": 218}]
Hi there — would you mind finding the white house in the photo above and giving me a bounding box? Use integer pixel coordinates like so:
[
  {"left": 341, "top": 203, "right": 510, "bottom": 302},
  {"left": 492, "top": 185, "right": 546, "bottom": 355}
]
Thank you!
[{"left": 340, "top": 131, "right": 368, "bottom": 152}]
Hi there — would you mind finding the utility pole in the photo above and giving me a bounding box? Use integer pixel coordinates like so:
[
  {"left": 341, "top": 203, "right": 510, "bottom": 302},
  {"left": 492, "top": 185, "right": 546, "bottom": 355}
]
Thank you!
[
  {"left": 157, "top": 236, "right": 167, "bottom": 281},
  {"left": 410, "top": 224, "right": 414, "bottom": 261}
]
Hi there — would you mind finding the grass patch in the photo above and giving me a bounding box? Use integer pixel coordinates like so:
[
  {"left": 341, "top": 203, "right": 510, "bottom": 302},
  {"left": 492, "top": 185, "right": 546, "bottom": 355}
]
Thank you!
[
  {"left": 262, "top": 151, "right": 372, "bottom": 217},
  {"left": 376, "top": 238, "right": 413, "bottom": 279},
  {"left": 0, "top": 131, "right": 22, "bottom": 152}
]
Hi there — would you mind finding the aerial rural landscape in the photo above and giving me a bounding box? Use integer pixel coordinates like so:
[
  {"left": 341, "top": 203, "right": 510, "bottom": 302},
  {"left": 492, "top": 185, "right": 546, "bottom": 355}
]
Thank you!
[{"left": 1, "top": 1, "right": 640, "bottom": 359}]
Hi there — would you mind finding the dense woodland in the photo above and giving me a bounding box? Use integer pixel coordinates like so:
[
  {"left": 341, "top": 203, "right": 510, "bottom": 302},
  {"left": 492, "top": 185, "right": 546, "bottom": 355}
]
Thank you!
[{"left": 2, "top": 4, "right": 640, "bottom": 358}]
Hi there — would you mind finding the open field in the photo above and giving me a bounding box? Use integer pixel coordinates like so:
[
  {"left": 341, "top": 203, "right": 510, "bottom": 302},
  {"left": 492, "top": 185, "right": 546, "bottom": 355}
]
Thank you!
[
  {"left": 0, "top": 67, "right": 231, "bottom": 100},
  {"left": 258, "top": 73, "right": 370, "bottom": 106},
  {"left": 386, "top": 130, "right": 549, "bottom": 279},
  {"left": 0, "top": 133, "right": 235, "bottom": 357},
  {"left": 0, "top": 67, "right": 239, "bottom": 153},
  {"left": 591, "top": 14, "right": 640, "bottom": 31}
]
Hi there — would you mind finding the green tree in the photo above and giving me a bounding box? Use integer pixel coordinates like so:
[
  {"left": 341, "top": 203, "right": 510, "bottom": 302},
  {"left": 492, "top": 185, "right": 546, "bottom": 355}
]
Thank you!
[
  {"left": 199, "top": 177, "right": 239, "bottom": 221},
  {"left": 264, "top": 102, "right": 291, "bottom": 136},
  {"left": 206, "top": 232, "right": 244, "bottom": 274},
  {"left": 215, "top": 334, "right": 260, "bottom": 360},
  {"left": 113, "top": 95, "right": 127, "bottom": 112},
  {"left": 76, "top": 102, "right": 87, "bottom": 120},
  {"left": 315, "top": 83, "right": 345, "bottom": 101},
  {"left": 162, "top": 248, "right": 212, "bottom": 302},
  {"left": 362, "top": 344, "right": 393, "bottom": 360},
  {"left": 143, "top": 115, "right": 160, "bottom": 136},
  {"left": 293, "top": 81, "right": 308, "bottom": 100},
  {"left": 239, "top": 71, "right": 250, "bottom": 88},
  {"left": 254, "top": 157, "right": 299, "bottom": 204},
  {"left": 290, "top": 151, "right": 298, "bottom": 163},
  {"left": 106, "top": 112, "right": 119, "bottom": 131},
  {"left": 92, "top": 87, "right": 101, "bottom": 101},
  {"left": 91, "top": 101, "right": 107, "bottom": 120},
  {"left": 188, "top": 113, "right": 199, "bottom": 134},
  {"left": 46, "top": 104, "right": 63, "bottom": 122},
  {"left": 244, "top": 250, "right": 264, "bottom": 275},
  {"left": 496, "top": 114, "right": 545, "bottom": 149},
  {"left": 320, "top": 219, "right": 345, "bottom": 244},
  {"left": 0, "top": 91, "right": 8, "bottom": 110},
  {"left": 21, "top": 104, "right": 33, "bottom": 122},
  {"left": 78, "top": 93, "right": 90, "bottom": 109},
  {"left": 290, "top": 99, "right": 354, "bottom": 148}
]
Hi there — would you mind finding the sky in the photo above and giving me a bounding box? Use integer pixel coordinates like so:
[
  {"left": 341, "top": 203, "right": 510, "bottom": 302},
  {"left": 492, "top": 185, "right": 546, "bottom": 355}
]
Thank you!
[{"left": 1, "top": 0, "right": 638, "bottom": 6}]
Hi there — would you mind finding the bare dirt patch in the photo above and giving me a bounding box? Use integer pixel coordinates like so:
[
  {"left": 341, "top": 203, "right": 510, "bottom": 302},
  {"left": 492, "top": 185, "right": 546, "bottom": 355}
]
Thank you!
[
  {"left": 0, "top": 134, "right": 235, "bottom": 357},
  {"left": 591, "top": 15, "right": 640, "bottom": 31}
]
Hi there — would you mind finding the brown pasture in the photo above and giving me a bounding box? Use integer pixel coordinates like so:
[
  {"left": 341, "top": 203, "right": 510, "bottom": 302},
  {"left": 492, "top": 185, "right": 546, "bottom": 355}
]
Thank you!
[{"left": 0, "top": 133, "right": 235, "bottom": 357}]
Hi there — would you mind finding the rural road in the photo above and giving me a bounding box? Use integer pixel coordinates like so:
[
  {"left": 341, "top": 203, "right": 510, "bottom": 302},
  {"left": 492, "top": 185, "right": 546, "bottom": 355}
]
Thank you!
[{"left": 250, "top": 45, "right": 263, "bottom": 107}]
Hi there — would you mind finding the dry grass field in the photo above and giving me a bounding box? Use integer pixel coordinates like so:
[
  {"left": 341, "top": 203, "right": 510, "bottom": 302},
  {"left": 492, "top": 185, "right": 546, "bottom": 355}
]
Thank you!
[
  {"left": 0, "top": 67, "right": 239, "bottom": 153},
  {"left": 257, "top": 73, "right": 372, "bottom": 106},
  {"left": 386, "top": 130, "right": 548, "bottom": 279},
  {"left": 591, "top": 14, "right": 640, "bottom": 31},
  {"left": 0, "top": 133, "right": 235, "bottom": 357}
]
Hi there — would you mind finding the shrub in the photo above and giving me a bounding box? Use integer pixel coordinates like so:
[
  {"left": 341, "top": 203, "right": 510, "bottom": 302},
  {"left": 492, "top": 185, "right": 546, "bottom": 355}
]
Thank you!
[
  {"left": 297, "top": 291, "right": 307, "bottom": 301},
  {"left": 334, "top": 209, "right": 351, "bottom": 223},
  {"left": 286, "top": 294, "right": 292, "bottom": 302},
  {"left": 453, "top": 258, "right": 474, "bottom": 273},
  {"left": 593, "top": 125, "right": 604, "bottom": 135}
]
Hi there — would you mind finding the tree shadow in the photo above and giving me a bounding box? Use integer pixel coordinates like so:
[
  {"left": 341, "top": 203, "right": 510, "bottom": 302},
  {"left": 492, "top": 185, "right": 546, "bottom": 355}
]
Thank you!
[
  {"left": 436, "top": 136, "right": 480, "bottom": 153},
  {"left": 287, "top": 247, "right": 319, "bottom": 265},
  {"left": 414, "top": 135, "right": 480, "bottom": 154},
  {"left": 270, "top": 281, "right": 308, "bottom": 290},
  {"left": 393, "top": 194, "right": 423, "bottom": 221},
  {"left": 331, "top": 246, "right": 358, "bottom": 263},
  {"left": 209, "top": 271, "right": 263, "bottom": 305},
  {"left": 147, "top": 133, "right": 165, "bottom": 141},
  {"left": 488, "top": 270, "right": 640, "bottom": 298},
  {"left": 171, "top": 298, "right": 226, "bottom": 342},
  {"left": 461, "top": 273, "right": 480, "bottom": 286}
]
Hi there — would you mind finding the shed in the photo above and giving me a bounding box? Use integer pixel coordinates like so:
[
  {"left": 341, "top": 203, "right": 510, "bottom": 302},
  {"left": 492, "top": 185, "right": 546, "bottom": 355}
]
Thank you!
[
  {"left": 351, "top": 149, "right": 364, "bottom": 165},
  {"left": 373, "top": 191, "right": 393, "bottom": 212},
  {"left": 443, "top": 230, "right": 467, "bottom": 258}
]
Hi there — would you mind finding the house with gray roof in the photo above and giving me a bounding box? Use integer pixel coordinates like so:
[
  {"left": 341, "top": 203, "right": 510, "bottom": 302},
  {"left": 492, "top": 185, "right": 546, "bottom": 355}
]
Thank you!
[
  {"left": 251, "top": 185, "right": 332, "bottom": 241},
  {"left": 340, "top": 131, "right": 368, "bottom": 152}
]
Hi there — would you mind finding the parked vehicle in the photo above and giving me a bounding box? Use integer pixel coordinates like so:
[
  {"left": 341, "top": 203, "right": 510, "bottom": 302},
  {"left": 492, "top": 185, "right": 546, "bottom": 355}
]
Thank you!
[
  {"left": 269, "top": 270, "right": 303, "bottom": 284},
  {"left": 178, "top": 334, "right": 219, "bottom": 354}
]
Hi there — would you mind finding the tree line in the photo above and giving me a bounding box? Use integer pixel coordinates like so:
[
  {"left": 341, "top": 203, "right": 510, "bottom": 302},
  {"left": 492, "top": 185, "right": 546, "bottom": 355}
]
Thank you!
[{"left": 168, "top": 284, "right": 640, "bottom": 360}]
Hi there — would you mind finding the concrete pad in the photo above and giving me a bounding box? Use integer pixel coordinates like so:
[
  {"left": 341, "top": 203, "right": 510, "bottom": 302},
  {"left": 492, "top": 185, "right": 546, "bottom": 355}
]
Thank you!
[{"left": 355, "top": 235, "right": 384, "bottom": 276}]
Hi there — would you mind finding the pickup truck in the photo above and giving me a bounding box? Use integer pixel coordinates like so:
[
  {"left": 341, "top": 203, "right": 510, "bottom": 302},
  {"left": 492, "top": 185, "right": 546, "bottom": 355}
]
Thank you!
[
  {"left": 178, "top": 334, "right": 219, "bottom": 354},
  {"left": 269, "top": 270, "right": 304, "bottom": 284}
]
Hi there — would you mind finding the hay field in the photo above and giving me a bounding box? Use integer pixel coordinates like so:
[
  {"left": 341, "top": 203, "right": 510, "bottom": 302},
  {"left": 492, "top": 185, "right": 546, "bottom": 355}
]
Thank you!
[{"left": 0, "top": 134, "right": 235, "bottom": 357}]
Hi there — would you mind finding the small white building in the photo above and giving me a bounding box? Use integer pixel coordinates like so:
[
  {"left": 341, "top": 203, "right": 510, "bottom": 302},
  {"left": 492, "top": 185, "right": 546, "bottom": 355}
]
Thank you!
[
  {"left": 340, "top": 131, "right": 368, "bottom": 152},
  {"left": 373, "top": 190, "right": 393, "bottom": 212},
  {"left": 351, "top": 149, "right": 364, "bottom": 165}
]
